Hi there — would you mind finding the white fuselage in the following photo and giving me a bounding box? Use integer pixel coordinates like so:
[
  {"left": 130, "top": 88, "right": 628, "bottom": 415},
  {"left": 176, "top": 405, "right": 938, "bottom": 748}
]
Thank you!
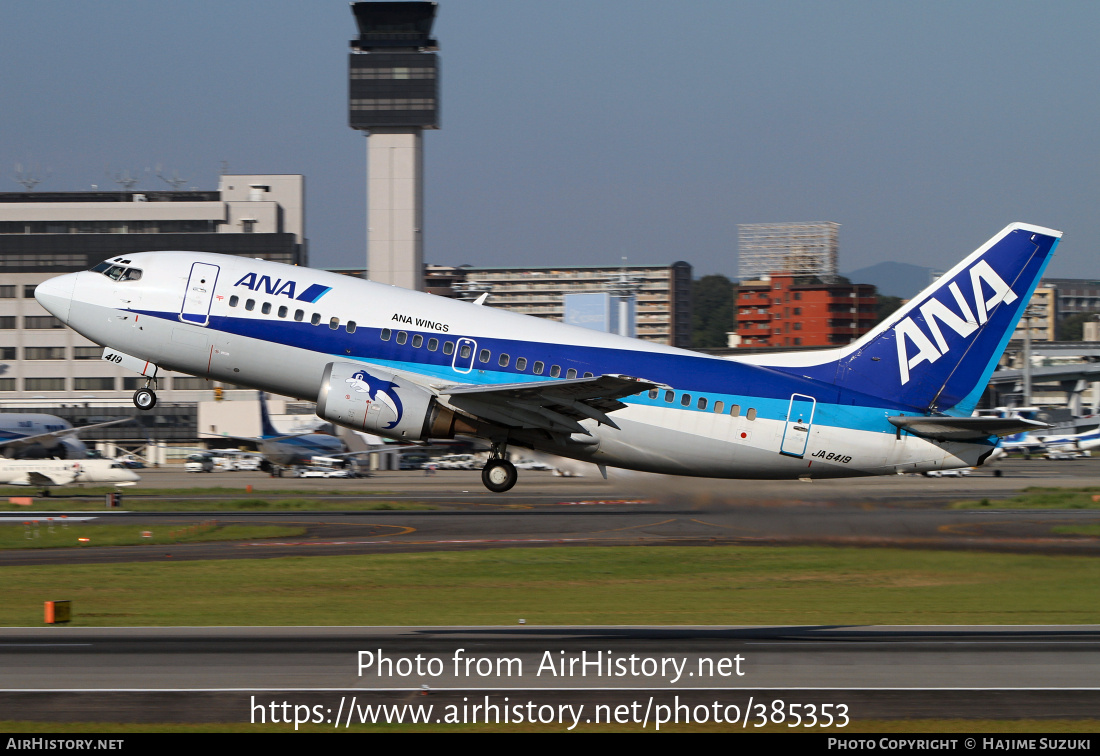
[{"left": 0, "top": 458, "right": 140, "bottom": 487}]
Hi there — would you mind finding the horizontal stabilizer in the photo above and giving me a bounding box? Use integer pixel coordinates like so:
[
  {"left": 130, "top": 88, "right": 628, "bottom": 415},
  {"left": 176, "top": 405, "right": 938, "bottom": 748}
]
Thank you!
[{"left": 889, "top": 415, "right": 1050, "bottom": 441}]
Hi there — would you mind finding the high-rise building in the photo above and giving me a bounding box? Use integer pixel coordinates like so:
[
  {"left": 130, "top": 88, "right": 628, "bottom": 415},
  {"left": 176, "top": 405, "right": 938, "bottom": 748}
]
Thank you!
[{"left": 738, "top": 222, "right": 839, "bottom": 282}]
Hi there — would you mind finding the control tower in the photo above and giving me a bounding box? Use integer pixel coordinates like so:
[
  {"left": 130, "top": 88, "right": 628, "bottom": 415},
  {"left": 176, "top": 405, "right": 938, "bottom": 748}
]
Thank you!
[{"left": 349, "top": 1, "right": 439, "bottom": 291}]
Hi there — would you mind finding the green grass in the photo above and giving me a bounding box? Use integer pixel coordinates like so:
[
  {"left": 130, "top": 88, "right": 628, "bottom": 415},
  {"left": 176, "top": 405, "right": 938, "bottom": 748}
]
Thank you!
[
  {"left": 4, "top": 545, "right": 1100, "bottom": 627},
  {"left": 1051, "top": 525, "right": 1100, "bottom": 536},
  {"left": 0, "top": 523, "right": 305, "bottom": 549},
  {"left": 954, "top": 487, "right": 1100, "bottom": 509}
]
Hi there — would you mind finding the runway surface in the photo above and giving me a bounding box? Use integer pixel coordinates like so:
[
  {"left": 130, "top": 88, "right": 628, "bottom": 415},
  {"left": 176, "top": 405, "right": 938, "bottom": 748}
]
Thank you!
[{"left": 2, "top": 625, "right": 1099, "bottom": 724}]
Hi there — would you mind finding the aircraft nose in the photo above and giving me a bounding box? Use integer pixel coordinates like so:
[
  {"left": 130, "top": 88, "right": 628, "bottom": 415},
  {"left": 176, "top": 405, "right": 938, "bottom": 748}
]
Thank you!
[{"left": 34, "top": 273, "right": 78, "bottom": 324}]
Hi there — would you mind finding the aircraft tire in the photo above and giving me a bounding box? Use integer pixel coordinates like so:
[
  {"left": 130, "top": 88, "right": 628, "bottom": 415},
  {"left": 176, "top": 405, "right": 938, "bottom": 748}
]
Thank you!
[
  {"left": 133, "top": 388, "right": 157, "bottom": 411},
  {"left": 481, "top": 459, "right": 518, "bottom": 493}
]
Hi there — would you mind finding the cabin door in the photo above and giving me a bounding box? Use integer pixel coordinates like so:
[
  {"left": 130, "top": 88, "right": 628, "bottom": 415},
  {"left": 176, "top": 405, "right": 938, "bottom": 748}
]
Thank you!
[
  {"left": 179, "top": 262, "right": 220, "bottom": 326},
  {"left": 452, "top": 337, "right": 477, "bottom": 374},
  {"left": 780, "top": 393, "right": 816, "bottom": 458}
]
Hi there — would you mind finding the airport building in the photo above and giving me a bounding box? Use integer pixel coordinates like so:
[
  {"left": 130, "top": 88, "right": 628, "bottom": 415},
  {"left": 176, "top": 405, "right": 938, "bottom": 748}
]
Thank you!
[{"left": 0, "top": 175, "right": 306, "bottom": 420}]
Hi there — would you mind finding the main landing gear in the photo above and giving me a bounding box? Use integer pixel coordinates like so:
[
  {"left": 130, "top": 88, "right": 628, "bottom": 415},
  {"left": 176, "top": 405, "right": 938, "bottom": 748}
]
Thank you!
[
  {"left": 481, "top": 440, "right": 517, "bottom": 493},
  {"left": 132, "top": 379, "right": 158, "bottom": 410}
]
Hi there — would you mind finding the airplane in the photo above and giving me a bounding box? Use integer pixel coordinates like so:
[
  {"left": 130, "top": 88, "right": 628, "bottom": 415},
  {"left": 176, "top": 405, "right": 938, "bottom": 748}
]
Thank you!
[
  {"left": 33, "top": 222, "right": 1059, "bottom": 492},
  {"left": 202, "top": 391, "right": 345, "bottom": 467},
  {"left": 1035, "top": 427, "right": 1100, "bottom": 454},
  {"left": 0, "top": 414, "right": 131, "bottom": 459},
  {"left": 202, "top": 391, "right": 413, "bottom": 470},
  {"left": 0, "top": 458, "right": 140, "bottom": 494}
]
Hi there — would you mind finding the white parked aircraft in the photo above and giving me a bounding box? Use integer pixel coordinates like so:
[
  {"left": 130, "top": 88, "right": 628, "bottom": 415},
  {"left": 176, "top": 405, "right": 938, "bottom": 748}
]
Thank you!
[
  {"left": 0, "top": 458, "right": 140, "bottom": 492},
  {"left": 33, "top": 223, "right": 1059, "bottom": 492},
  {"left": 0, "top": 414, "right": 130, "bottom": 459}
]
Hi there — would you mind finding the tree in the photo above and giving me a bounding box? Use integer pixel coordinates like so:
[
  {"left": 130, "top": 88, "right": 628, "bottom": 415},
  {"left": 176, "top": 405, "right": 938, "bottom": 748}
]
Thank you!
[
  {"left": 691, "top": 275, "right": 734, "bottom": 348},
  {"left": 1057, "top": 311, "right": 1100, "bottom": 341},
  {"left": 874, "top": 294, "right": 904, "bottom": 326}
]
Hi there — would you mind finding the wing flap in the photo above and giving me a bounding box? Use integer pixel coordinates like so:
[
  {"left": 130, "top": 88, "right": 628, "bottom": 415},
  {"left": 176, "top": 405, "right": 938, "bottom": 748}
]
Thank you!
[{"left": 441, "top": 374, "right": 661, "bottom": 435}]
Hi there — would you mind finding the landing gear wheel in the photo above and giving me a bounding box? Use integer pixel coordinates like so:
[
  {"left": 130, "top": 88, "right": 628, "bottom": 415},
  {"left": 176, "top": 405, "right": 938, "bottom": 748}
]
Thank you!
[
  {"left": 133, "top": 388, "right": 157, "bottom": 410},
  {"left": 481, "top": 459, "right": 518, "bottom": 493}
]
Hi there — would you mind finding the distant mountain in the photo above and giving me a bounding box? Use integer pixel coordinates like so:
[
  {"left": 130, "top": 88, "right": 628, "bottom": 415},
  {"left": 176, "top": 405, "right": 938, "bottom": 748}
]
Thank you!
[{"left": 842, "top": 262, "right": 934, "bottom": 299}]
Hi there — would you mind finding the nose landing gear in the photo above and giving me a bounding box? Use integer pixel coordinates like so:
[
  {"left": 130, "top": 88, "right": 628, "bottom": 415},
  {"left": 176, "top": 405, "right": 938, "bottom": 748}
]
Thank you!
[{"left": 132, "top": 378, "right": 158, "bottom": 410}]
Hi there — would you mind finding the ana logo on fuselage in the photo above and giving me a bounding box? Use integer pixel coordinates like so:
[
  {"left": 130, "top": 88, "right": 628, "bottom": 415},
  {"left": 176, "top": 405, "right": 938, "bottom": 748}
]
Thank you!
[
  {"left": 233, "top": 273, "right": 332, "bottom": 304},
  {"left": 894, "top": 259, "right": 1018, "bottom": 385}
]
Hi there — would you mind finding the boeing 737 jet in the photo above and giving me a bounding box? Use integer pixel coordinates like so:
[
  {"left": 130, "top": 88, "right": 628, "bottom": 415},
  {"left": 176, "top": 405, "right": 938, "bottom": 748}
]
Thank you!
[{"left": 34, "top": 222, "right": 1059, "bottom": 492}]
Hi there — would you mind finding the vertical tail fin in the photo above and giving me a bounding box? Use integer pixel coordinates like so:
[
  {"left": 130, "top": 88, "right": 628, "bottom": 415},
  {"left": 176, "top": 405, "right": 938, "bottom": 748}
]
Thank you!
[
  {"left": 258, "top": 392, "right": 281, "bottom": 438},
  {"left": 749, "top": 223, "right": 1061, "bottom": 414}
]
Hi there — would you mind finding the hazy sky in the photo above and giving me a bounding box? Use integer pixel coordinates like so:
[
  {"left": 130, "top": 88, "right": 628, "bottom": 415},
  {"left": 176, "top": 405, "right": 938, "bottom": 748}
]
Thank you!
[{"left": 3, "top": 1, "right": 1098, "bottom": 279}]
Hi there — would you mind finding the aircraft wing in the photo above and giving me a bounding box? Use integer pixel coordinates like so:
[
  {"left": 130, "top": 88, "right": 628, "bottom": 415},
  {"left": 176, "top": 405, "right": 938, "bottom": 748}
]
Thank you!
[
  {"left": 888, "top": 416, "right": 1050, "bottom": 441},
  {"left": 8, "top": 470, "right": 79, "bottom": 487},
  {"left": 0, "top": 417, "right": 132, "bottom": 453},
  {"left": 441, "top": 374, "right": 663, "bottom": 436}
]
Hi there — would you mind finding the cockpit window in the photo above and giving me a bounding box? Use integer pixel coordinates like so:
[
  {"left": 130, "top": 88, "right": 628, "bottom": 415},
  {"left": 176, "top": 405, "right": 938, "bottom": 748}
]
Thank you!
[{"left": 91, "top": 261, "right": 142, "bottom": 281}]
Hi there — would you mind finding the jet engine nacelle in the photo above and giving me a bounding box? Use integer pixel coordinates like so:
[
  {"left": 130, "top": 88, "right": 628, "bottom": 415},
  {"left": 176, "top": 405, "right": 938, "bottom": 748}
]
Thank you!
[{"left": 316, "top": 362, "right": 476, "bottom": 441}]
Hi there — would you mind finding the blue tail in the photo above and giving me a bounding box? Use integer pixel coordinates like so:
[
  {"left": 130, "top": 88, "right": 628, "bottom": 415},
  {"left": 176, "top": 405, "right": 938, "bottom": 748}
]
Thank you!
[
  {"left": 758, "top": 223, "right": 1061, "bottom": 415},
  {"left": 258, "top": 392, "right": 281, "bottom": 438}
]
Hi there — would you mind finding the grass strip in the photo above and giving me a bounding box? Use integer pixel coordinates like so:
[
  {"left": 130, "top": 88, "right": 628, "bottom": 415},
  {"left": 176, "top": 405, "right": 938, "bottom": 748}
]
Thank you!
[
  {"left": 953, "top": 487, "right": 1100, "bottom": 510},
  {"left": 4, "top": 545, "right": 1100, "bottom": 627}
]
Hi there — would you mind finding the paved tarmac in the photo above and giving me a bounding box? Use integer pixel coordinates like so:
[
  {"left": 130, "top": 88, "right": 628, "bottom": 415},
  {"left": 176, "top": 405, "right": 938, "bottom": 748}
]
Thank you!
[{"left": 2, "top": 625, "right": 1099, "bottom": 725}]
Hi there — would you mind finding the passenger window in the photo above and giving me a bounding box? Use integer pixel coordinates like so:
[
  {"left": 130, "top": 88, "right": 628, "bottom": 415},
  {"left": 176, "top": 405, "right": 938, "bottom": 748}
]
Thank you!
[
  {"left": 381, "top": 328, "right": 391, "bottom": 341},
  {"left": 245, "top": 299, "right": 255, "bottom": 311},
  {"left": 665, "top": 390, "right": 675, "bottom": 403},
  {"left": 533, "top": 361, "right": 544, "bottom": 375},
  {"left": 412, "top": 334, "right": 423, "bottom": 348},
  {"left": 294, "top": 309, "right": 304, "bottom": 322},
  {"left": 498, "top": 353, "right": 510, "bottom": 367},
  {"left": 397, "top": 331, "right": 408, "bottom": 345},
  {"left": 479, "top": 349, "right": 490, "bottom": 363},
  {"left": 730, "top": 404, "right": 741, "bottom": 417},
  {"left": 443, "top": 341, "right": 454, "bottom": 355},
  {"left": 459, "top": 344, "right": 471, "bottom": 359},
  {"left": 330, "top": 317, "right": 340, "bottom": 330},
  {"left": 261, "top": 302, "right": 272, "bottom": 315},
  {"left": 583, "top": 372, "right": 593, "bottom": 378},
  {"left": 648, "top": 389, "right": 658, "bottom": 399},
  {"left": 747, "top": 408, "right": 757, "bottom": 421},
  {"left": 229, "top": 295, "right": 239, "bottom": 307},
  {"left": 311, "top": 313, "right": 321, "bottom": 326},
  {"left": 515, "top": 357, "right": 527, "bottom": 371},
  {"left": 681, "top": 394, "right": 691, "bottom": 407},
  {"left": 427, "top": 337, "right": 438, "bottom": 351},
  {"left": 347, "top": 321, "right": 356, "bottom": 333},
  {"left": 566, "top": 368, "right": 577, "bottom": 379},
  {"left": 697, "top": 397, "right": 707, "bottom": 410},
  {"left": 714, "top": 401, "right": 724, "bottom": 414},
  {"left": 550, "top": 365, "right": 561, "bottom": 378},
  {"left": 278, "top": 306, "right": 287, "bottom": 318}
]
